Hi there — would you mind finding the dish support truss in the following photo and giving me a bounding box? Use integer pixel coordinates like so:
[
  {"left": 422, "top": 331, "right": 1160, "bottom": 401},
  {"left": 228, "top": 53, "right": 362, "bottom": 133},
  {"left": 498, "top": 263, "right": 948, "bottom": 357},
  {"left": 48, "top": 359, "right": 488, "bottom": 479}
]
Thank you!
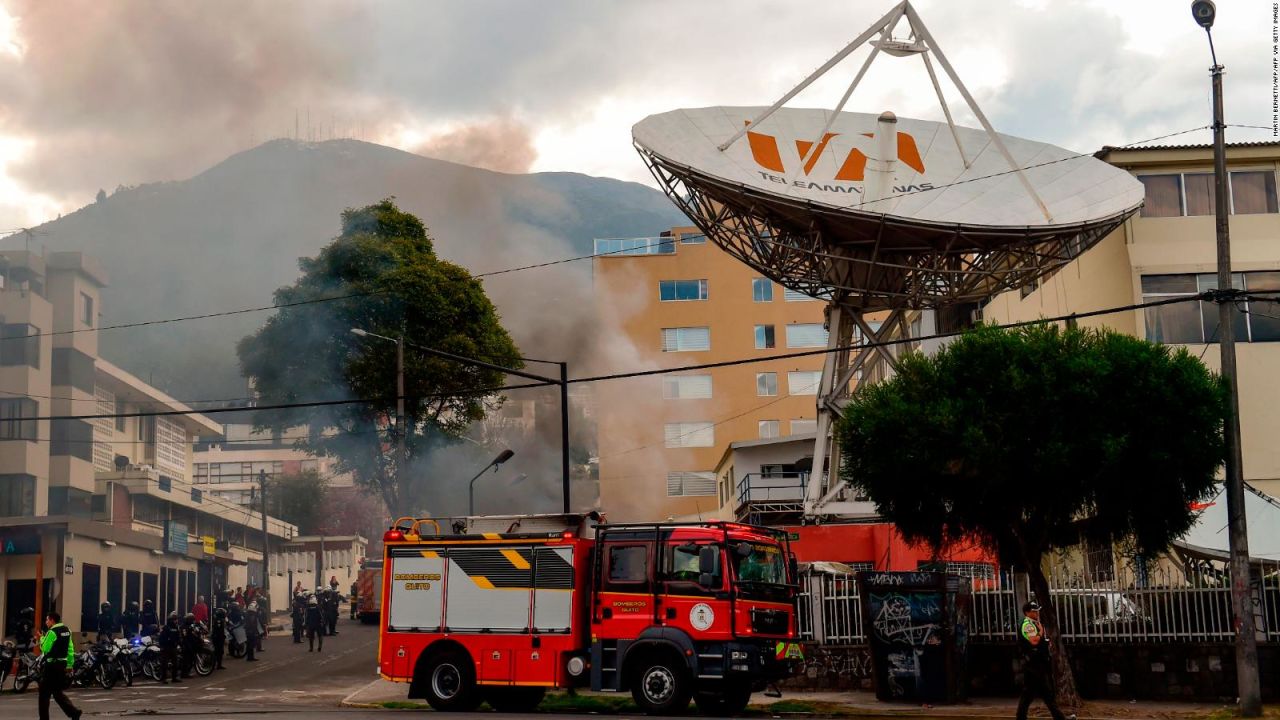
[{"left": 636, "top": 0, "right": 1138, "bottom": 521}]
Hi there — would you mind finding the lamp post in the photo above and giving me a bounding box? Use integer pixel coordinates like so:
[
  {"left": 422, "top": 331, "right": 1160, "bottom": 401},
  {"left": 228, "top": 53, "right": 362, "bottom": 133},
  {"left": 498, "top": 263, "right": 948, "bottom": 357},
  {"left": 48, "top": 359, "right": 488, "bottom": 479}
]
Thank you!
[
  {"left": 468, "top": 450, "right": 516, "bottom": 516},
  {"left": 351, "top": 327, "right": 573, "bottom": 514},
  {"left": 350, "top": 328, "right": 407, "bottom": 487},
  {"left": 1191, "top": 2, "right": 1261, "bottom": 715}
]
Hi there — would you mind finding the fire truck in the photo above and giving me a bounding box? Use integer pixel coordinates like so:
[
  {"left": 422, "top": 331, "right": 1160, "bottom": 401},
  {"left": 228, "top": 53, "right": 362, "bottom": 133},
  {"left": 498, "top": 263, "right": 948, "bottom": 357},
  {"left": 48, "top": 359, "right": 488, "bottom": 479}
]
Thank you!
[
  {"left": 356, "top": 558, "right": 384, "bottom": 624},
  {"left": 377, "top": 514, "right": 804, "bottom": 715}
]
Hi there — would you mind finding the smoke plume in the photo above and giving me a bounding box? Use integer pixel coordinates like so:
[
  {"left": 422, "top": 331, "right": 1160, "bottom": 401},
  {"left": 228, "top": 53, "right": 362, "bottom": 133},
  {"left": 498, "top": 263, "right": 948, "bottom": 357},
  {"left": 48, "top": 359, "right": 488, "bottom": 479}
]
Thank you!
[{"left": 412, "top": 116, "right": 538, "bottom": 174}]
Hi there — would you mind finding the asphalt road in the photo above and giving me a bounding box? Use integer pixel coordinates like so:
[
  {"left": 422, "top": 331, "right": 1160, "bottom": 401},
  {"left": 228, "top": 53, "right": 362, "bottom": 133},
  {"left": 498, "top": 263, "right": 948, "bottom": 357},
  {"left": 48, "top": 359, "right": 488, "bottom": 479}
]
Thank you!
[{"left": 0, "top": 614, "right": 382, "bottom": 718}]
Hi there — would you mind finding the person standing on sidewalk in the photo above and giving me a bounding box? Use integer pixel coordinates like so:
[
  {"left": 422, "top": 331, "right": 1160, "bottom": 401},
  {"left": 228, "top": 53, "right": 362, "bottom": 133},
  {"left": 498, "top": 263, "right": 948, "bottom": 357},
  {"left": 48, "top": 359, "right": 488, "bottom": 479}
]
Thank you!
[
  {"left": 243, "top": 601, "right": 261, "bottom": 661},
  {"left": 1016, "top": 602, "right": 1074, "bottom": 720},
  {"left": 37, "top": 611, "right": 81, "bottom": 720},
  {"left": 211, "top": 606, "right": 227, "bottom": 670}
]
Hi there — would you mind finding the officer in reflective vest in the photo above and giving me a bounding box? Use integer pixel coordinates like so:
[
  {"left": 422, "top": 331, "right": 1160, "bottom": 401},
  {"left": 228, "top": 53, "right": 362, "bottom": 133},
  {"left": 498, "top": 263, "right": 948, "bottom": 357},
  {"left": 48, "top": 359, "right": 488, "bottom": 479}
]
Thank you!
[
  {"left": 38, "top": 611, "right": 81, "bottom": 720},
  {"left": 1016, "top": 602, "right": 1073, "bottom": 720}
]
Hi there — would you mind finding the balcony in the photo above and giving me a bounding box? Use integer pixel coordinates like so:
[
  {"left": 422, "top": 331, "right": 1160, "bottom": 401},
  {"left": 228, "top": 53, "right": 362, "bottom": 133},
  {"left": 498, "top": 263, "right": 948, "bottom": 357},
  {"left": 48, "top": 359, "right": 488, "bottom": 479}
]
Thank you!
[
  {"left": 593, "top": 237, "right": 676, "bottom": 257},
  {"left": 735, "top": 473, "right": 808, "bottom": 524}
]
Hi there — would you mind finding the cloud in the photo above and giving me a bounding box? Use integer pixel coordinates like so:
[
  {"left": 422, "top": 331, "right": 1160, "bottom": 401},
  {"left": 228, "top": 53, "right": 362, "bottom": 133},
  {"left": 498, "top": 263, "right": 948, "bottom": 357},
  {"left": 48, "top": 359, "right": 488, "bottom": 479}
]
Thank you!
[{"left": 0, "top": 0, "right": 1272, "bottom": 229}]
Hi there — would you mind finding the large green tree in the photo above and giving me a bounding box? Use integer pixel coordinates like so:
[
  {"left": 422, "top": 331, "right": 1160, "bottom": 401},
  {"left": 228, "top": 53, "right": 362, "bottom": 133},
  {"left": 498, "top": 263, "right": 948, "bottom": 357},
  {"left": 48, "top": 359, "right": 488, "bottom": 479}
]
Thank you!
[
  {"left": 238, "top": 199, "right": 522, "bottom": 514},
  {"left": 835, "top": 323, "right": 1227, "bottom": 705},
  {"left": 266, "top": 469, "right": 330, "bottom": 535}
]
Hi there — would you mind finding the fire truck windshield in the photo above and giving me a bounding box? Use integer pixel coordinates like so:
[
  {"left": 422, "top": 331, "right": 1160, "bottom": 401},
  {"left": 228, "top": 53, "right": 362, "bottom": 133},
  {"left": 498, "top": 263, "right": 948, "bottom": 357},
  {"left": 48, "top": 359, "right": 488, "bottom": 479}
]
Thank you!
[{"left": 730, "top": 541, "right": 788, "bottom": 597}]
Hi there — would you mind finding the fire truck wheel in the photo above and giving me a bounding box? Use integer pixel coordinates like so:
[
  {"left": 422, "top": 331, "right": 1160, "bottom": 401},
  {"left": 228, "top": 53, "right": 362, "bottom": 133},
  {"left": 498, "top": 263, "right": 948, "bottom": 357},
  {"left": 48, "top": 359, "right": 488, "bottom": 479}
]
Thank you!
[
  {"left": 421, "top": 649, "right": 481, "bottom": 712},
  {"left": 694, "top": 684, "right": 753, "bottom": 716},
  {"left": 484, "top": 686, "right": 546, "bottom": 712},
  {"left": 630, "top": 655, "right": 692, "bottom": 714}
]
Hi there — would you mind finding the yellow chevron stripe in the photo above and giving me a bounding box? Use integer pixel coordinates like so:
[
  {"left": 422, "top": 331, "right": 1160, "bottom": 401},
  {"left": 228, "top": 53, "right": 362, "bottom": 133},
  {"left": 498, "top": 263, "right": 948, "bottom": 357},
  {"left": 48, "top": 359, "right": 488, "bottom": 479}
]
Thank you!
[
  {"left": 472, "top": 576, "right": 496, "bottom": 589},
  {"left": 420, "top": 551, "right": 439, "bottom": 559},
  {"left": 482, "top": 533, "right": 502, "bottom": 540},
  {"left": 501, "top": 549, "right": 531, "bottom": 570}
]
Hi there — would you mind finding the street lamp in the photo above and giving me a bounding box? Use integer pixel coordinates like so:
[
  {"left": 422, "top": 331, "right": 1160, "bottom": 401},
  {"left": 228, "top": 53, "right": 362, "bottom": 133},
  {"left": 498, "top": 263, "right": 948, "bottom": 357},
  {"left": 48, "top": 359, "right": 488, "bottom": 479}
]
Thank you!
[
  {"left": 1191, "top": 2, "right": 1261, "bottom": 715},
  {"left": 468, "top": 449, "right": 515, "bottom": 516},
  {"left": 350, "top": 328, "right": 407, "bottom": 484}
]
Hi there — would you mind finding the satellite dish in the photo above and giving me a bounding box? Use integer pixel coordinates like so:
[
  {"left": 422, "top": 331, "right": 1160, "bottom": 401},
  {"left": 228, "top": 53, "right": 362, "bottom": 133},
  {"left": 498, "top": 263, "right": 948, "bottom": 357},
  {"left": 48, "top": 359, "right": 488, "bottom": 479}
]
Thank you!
[
  {"left": 114, "top": 455, "right": 130, "bottom": 470},
  {"left": 630, "top": 0, "right": 1146, "bottom": 521}
]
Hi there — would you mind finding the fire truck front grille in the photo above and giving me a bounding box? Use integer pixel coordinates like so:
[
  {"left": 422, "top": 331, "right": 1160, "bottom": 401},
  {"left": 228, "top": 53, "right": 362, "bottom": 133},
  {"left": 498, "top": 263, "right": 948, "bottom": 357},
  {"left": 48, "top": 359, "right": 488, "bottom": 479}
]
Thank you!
[{"left": 750, "top": 608, "right": 789, "bottom": 635}]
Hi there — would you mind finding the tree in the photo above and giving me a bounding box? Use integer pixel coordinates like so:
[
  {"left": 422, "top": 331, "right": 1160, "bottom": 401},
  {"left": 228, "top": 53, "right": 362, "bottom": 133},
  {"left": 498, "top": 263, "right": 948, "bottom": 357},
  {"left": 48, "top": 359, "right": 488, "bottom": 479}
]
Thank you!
[
  {"left": 238, "top": 199, "right": 522, "bottom": 514},
  {"left": 95, "top": 188, "right": 107, "bottom": 203},
  {"left": 835, "top": 323, "right": 1227, "bottom": 706},
  {"left": 268, "top": 470, "right": 330, "bottom": 534}
]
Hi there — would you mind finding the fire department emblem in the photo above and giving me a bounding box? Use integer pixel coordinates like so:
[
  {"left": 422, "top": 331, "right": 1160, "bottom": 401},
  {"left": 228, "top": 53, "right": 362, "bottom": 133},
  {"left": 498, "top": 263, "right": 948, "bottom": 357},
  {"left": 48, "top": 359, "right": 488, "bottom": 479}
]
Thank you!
[{"left": 690, "top": 603, "right": 715, "bottom": 631}]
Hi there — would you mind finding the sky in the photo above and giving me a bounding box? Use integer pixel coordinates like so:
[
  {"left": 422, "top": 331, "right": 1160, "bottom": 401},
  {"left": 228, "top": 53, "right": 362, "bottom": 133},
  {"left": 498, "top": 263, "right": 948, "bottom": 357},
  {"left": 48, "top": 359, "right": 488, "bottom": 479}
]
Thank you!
[{"left": 0, "top": 0, "right": 1274, "bottom": 233}]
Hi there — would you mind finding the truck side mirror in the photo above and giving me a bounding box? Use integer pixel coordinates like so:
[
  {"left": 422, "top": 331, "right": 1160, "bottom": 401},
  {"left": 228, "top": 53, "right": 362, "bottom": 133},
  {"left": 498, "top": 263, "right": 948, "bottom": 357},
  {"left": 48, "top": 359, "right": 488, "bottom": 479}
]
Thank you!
[
  {"left": 789, "top": 555, "right": 799, "bottom": 584},
  {"left": 698, "top": 545, "right": 720, "bottom": 588}
]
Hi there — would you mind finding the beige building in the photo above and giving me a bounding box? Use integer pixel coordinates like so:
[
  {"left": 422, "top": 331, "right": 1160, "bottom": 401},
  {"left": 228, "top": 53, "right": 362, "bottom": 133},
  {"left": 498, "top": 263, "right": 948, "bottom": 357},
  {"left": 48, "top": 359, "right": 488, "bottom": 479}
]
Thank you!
[
  {"left": 0, "top": 250, "right": 294, "bottom": 635},
  {"left": 982, "top": 140, "right": 1280, "bottom": 496},
  {"left": 593, "top": 227, "right": 826, "bottom": 521},
  {"left": 194, "top": 424, "right": 353, "bottom": 507}
]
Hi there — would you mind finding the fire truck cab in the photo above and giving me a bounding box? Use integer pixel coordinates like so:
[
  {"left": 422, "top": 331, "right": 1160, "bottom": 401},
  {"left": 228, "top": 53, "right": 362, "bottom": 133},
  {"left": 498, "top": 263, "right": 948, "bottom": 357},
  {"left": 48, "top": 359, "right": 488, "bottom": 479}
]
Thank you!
[{"left": 377, "top": 514, "right": 801, "bottom": 715}]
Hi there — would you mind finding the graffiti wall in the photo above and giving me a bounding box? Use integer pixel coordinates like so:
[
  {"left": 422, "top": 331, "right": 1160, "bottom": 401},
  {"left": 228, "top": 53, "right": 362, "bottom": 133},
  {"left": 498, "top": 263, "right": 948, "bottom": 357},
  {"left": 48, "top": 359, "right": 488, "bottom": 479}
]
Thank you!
[{"left": 859, "top": 571, "right": 969, "bottom": 703}]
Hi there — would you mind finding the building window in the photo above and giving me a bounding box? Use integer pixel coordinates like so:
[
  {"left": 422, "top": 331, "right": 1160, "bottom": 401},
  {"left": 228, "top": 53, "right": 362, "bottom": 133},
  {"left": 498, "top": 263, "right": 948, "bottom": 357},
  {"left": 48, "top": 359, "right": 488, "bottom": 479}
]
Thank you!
[
  {"left": 754, "top": 325, "right": 776, "bottom": 349},
  {"left": 659, "top": 279, "right": 708, "bottom": 302},
  {"left": 1138, "top": 171, "right": 1278, "bottom": 217},
  {"left": 666, "top": 471, "right": 716, "bottom": 497},
  {"left": 662, "top": 374, "right": 713, "bottom": 400},
  {"left": 0, "top": 398, "right": 37, "bottom": 441},
  {"left": 1140, "top": 272, "right": 1280, "bottom": 343},
  {"left": 81, "top": 292, "right": 94, "bottom": 327},
  {"left": 758, "top": 420, "right": 781, "bottom": 439},
  {"left": 786, "top": 323, "right": 829, "bottom": 348},
  {"left": 0, "top": 324, "right": 39, "bottom": 368},
  {"left": 1232, "top": 171, "right": 1280, "bottom": 214},
  {"left": 756, "top": 372, "right": 778, "bottom": 397},
  {"left": 752, "top": 278, "right": 773, "bottom": 302},
  {"left": 0, "top": 474, "right": 35, "bottom": 517},
  {"left": 784, "top": 288, "right": 819, "bottom": 302},
  {"left": 679, "top": 232, "right": 706, "bottom": 244},
  {"left": 664, "top": 422, "right": 714, "bottom": 448},
  {"left": 661, "top": 327, "right": 710, "bottom": 352},
  {"left": 791, "top": 419, "right": 818, "bottom": 435},
  {"left": 115, "top": 400, "right": 127, "bottom": 432},
  {"left": 787, "top": 370, "right": 822, "bottom": 395}
]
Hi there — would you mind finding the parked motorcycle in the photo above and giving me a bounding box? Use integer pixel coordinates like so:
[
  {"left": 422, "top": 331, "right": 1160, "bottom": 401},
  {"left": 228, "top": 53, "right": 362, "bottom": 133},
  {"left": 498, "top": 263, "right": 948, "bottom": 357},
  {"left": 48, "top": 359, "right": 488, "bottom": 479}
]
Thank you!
[
  {"left": 0, "top": 640, "right": 15, "bottom": 689},
  {"left": 226, "top": 620, "right": 247, "bottom": 659},
  {"left": 133, "top": 635, "right": 164, "bottom": 681},
  {"left": 69, "top": 640, "right": 112, "bottom": 689},
  {"left": 12, "top": 652, "right": 43, "bottom": 693},
  {"left": 103, "top": 638, "right": 133, "bottom": 687}
]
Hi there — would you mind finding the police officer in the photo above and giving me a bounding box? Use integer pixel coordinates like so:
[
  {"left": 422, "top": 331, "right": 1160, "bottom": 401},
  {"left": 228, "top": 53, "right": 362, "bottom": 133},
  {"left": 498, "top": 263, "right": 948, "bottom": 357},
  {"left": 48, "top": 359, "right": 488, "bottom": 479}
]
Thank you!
[
  {"left": 243, "top": 601, "right": 260, "bottom": 662},
  {"left": 180, "top": 613, "right": 201, "bottom": 678},
  {"left": 96, "top": 601, "right": 116, "bottom": 642},
  {"left": 210, "top": 606, "right": 227, "bottom": 670},
  {"left": 349, "top": 581, "right": 358, "bottom": 620},
  {"left": 158, "top": 612, "right": 182, "bottom": 684},
  {"left": 325, "top": 587, "right": 339, "bottom": 636},
  {"left": 1016, "top": 602, "right": 1073, "bottom": 720},
  {"left": 37, "top": 611, "right": 81, "bottom": 720},
  {"left": 120, "top": 601, "right": 141, "bottom": 640},
  {"left": 291, "top": 593, "right": 305, "bottom": 644},
  {"left": 14, "top": 607, "right": 35, "bottom": 651},
  {"left": 140, "top": 599, "right": 160, "bottom": 638},
  {"left": 304, "top": 594, "right": 324, "bottom": 653}
]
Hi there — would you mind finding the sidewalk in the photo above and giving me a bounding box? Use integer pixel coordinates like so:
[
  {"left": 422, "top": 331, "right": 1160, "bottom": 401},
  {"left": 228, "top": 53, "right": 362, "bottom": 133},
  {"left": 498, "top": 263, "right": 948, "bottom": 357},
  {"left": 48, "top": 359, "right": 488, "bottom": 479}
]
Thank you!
[{"left": 341, "top": 679, "right": 1238, "bottom": 718}]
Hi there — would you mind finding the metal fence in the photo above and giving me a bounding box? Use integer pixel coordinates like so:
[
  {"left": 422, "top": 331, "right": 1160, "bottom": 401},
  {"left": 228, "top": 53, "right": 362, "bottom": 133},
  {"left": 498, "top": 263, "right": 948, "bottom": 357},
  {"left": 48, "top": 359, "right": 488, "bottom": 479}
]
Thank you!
[{"left": 798, "top": 559, "right": 1280, "bottom": 646}]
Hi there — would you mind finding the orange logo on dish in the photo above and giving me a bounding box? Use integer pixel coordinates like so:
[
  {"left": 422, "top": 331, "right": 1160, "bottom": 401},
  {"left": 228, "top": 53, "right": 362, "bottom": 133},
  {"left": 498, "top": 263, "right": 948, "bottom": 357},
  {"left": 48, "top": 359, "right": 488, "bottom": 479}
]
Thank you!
[{"left": 745, "top": 123, "right": 925, "bottom": 181}]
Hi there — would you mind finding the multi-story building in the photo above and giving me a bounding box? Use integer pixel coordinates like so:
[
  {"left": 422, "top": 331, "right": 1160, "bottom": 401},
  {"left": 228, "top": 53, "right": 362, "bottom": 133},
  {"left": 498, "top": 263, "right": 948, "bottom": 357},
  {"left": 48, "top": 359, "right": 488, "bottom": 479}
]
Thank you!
[
  {"left": 593, "top": 227, "right": 826, "bottom": 521},
  {"left": 982, "top": 140, "right": 1280, "bottom": 499},
  {"left": 0, "top": 250, "right": 294, "bottom": 635},
  {"left": 193, "top": 424, "right": 354, "bottom": 507}
]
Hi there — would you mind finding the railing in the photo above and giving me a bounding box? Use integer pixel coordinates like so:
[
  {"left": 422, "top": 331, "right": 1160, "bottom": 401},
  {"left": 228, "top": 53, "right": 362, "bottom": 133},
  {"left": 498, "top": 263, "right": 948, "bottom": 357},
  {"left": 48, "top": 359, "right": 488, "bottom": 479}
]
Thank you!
[
  {"left": 735, "top": 473, "right": 808, "bottom": 523},
  {"left": 593, "top": 237, "right": 676, "bottom": 256},
  {"left": 797, "top": 559, "right": 1280, "bottom": 646}
]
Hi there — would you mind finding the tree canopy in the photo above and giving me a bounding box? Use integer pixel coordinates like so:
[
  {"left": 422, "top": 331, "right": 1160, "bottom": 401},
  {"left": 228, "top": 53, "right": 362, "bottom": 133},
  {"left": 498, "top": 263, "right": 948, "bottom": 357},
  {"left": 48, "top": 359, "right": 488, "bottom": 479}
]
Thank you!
[
  {"left": 237, "top": 199, "right": 522, "bottom": 514},
  {"left": 266, "top": 469, "right": 329, "bottom": 535},
  {"left": 835, "top": 322, "right": 1228, "bottom": 702}
]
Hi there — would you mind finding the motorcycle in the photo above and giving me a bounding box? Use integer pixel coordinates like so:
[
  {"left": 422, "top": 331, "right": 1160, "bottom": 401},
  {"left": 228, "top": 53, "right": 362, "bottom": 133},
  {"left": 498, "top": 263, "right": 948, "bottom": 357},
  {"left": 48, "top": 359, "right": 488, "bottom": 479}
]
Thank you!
[
  {"left": 12, "top": 652, "right": 43, "bottom": 693},
  {"left": 226, "top": 620, "right": 247, "bottom": 659},
  {"left": 0, "top": 640, "right": 15, "bottom": 689},
  {"left": 132, "top": 635, "right": 164, "bottom": 681},
  {"left": 69, "top": 639, "right": 113, "bottom": 689},
  {"left": 104, "top": 638, "right": 133, "bottom": 687}
]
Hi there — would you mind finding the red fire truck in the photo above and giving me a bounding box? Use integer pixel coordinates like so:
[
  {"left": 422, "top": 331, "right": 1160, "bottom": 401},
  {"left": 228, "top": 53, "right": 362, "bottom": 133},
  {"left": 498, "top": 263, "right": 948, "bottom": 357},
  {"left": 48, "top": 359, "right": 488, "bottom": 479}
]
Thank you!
[
  {"left": 356, "top": 558, "right": 383, "bottom": 624},
  {"left": 377, "top": 514, "right": 804, "bottom": 715}
]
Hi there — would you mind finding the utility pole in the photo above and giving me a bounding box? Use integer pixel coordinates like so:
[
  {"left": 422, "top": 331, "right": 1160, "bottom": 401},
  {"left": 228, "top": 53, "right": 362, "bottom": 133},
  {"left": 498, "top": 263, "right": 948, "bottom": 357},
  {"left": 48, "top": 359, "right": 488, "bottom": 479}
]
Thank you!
[
  {"left": 559, "top": 362, "right": 571, "bottom": 514},
  {"left": 396, "top": 333, "right": 407, "bottom": 491},
  {"left": 1193, "top": 1, "right": 1261, "bottom": 714},
  {"left": 258, "top": 469, "right": 271, "bottom": 607}
]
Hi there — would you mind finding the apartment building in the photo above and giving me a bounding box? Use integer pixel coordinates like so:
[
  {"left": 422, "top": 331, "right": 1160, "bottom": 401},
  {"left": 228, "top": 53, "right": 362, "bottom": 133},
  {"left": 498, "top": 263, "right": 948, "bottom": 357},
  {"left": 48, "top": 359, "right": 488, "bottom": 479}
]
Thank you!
[
  {"left": 193, "top": 424, "right": 354, "bottom": 507},
  {"left": 982, "top": 141, "right": 1280, "bottom": 497},
  {"left": 593, "top": 227, "right": 826, "bottom": 521},
  {"left": 0, "top": 250, "right": 294, "bottom": 635}
]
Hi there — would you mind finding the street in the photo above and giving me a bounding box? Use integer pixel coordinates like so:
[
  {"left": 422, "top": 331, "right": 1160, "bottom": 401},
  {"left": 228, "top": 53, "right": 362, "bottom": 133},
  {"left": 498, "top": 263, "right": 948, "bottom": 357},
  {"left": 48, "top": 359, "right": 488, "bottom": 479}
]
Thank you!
[{"left": 0, "top": 615, "right": 381, "bottom": 719}]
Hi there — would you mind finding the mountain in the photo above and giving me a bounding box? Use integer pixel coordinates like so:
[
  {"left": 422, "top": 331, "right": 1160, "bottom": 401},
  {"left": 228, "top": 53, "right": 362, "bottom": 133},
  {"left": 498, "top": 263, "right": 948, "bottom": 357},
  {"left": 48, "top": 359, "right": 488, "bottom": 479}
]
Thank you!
[{"left": 31, "top": 139, "right": 687, "bottom": 402}]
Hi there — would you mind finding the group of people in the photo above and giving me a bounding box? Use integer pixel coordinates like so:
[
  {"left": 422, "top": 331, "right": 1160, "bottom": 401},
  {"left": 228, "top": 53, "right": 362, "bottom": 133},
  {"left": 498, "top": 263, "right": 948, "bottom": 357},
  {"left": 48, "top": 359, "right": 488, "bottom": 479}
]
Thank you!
[{"left": 289, "top": 576, "right": 345, "bottom": 652}]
